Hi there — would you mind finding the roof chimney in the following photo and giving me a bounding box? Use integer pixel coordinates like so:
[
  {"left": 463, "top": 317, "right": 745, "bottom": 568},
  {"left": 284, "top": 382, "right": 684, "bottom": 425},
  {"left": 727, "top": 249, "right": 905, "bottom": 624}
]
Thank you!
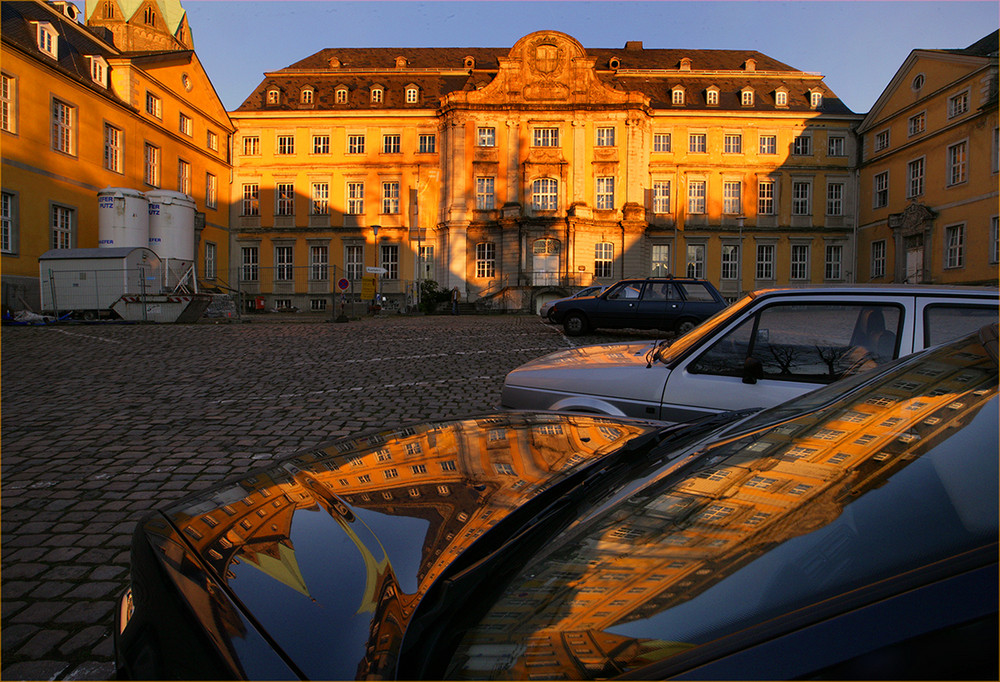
[{"left": 624, "top": 41, "right": 643, "bottom": 51}]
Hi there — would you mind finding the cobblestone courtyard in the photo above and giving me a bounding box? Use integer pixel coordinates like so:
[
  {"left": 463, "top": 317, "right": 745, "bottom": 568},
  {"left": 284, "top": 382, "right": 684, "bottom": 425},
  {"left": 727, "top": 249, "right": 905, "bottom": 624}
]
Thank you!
[{"left": 1, "top": 314, "right": 646, "bottom": 680}]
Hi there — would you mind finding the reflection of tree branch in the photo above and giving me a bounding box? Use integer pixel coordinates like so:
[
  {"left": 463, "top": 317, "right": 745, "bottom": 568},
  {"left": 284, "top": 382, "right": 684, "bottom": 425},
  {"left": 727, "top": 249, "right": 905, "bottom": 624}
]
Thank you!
[
  {"left": 814, "top": 345, "right": 852, "bottom": 378},
  {"left": 762, "top": 343, "right": 798, "bottom": 374}
]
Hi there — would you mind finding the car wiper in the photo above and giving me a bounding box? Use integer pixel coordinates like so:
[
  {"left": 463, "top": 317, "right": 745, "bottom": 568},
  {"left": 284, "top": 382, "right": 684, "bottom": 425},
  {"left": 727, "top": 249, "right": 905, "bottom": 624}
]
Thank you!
[
  {"left": 398, "top": 409, "right": 757, "bottom": 679},
  {"left": 646, "top": 338, "right": 674, "bottom": 367}
]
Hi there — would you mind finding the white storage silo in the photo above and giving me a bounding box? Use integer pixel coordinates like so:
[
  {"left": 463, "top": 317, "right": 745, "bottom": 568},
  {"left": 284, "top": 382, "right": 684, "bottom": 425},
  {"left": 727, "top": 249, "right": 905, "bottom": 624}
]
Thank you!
[
  {"left": 147, "top": 190, "right": 197, "bottom": 291},
  {"left": 98, "top": 188, "right": 148, "bottom": 249}
]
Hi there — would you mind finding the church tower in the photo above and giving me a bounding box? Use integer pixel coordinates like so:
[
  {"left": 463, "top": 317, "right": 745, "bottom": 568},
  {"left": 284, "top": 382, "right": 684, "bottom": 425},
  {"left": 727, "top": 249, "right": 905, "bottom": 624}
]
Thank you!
[{"left": 85, "top": 0, "right": 193, "bottom": 51}]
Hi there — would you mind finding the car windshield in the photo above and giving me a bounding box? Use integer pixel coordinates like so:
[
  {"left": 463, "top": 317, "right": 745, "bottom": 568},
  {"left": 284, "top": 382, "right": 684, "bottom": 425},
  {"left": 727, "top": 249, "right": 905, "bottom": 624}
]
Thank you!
[
  {"left": 435, "top": 329, "right": 999, "bottom": 680},
  {"left": 652, "top": 292, "right": 756, "bottom": 364}
]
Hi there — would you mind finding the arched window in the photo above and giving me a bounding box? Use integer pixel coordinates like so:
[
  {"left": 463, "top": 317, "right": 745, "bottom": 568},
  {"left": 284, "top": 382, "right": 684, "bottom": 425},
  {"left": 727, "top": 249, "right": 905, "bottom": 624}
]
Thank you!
[
  {"left": 405, "top": 86, "right": 418, "bottom": 104},
  {"left": 532, "top": 178, "right": 557, "bottom": 211},
  {"left": 371, "top": 87, "right": 383, "bottom": 104},
  {"left": 301, "top": 88, "right": 313, "bottom": 104},
  {"left": 143, "top": 6, "right": 155, "bottom": 25},
  {"left": 335, "top": 88, "right": 348, "bottom": 104},
  {"left": 266, "top": 89, "right": 279, "bottom": 105}
]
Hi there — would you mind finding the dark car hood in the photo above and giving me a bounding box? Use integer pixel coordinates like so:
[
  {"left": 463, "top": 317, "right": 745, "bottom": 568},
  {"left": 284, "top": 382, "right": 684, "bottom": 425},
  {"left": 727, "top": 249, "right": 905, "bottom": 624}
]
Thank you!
[{"left": 141, "top": 412, "right": 662, "bottom": 680}]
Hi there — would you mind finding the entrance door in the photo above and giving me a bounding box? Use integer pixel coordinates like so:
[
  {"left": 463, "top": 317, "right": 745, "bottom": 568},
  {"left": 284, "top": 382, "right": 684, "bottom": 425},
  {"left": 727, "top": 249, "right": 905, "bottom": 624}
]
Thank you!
[
  {"left": 904, "top": 234, "right": 924, "bottom": 284},
  {"left": 532, "top": 238, "right": 560, "bottom": 286}
]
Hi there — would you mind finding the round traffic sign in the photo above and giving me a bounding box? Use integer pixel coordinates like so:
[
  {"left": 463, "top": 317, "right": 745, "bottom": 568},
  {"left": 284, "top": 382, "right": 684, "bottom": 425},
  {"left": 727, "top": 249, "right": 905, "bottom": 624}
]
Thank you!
[{"left": 337, "top": 278, "right": 350, "bottom": 291}]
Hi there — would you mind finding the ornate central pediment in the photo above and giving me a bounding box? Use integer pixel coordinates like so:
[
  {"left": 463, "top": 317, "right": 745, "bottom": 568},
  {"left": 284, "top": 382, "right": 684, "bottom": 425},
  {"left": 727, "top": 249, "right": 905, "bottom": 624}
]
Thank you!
[{"left": 888, "top": 202, "right": 936, "bottom": 235}]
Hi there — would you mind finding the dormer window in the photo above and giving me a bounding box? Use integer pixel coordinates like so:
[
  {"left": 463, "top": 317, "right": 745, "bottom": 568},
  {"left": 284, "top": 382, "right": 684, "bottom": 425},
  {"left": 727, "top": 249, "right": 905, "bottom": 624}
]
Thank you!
[
  {"left": 741, "top": 87, "right": 754, "bottom": 107},
  {"left": 775, "top": 89, "right": 788, "bottom": 107},
  {"left": 744, "top": 58, "right": 757, "bottom": 72},
  {"left": 405, "top": 85, "right": 419, "bottom": 104},
  {"left": 35, "top": 22, "right": 58, "bottom": 59},
  {"left": 335, "top": 87, "right": 348, "bottom": 104},
  {"left": 464, "top": 56, "right": 475, "bottom": 69},
  {"left": 266, "top": 89, "right": 280, "bottom": 105},
  {"left": 371, "top": 86, "right": 383, "bottom": 104},
  {"left": 609, "top": 57, "right": 621, "bottom": 69},
  {"left": 809, "top": 90, "right": 823, "bottom": 108},
  {"left": 679, "top": 57, "right": 692, "bottom": 71},
  {"left": 300, "top": 88, "right": 314, "bottom": 104},
  {"left": 705, "top": 87, "right": 719, "bottom": 106},
  {"left": 671, "top": 86, "right": 685, "bottom": 105},
  {"left": 395, "top": 56, "right": 408, "bottom": 68},
  {"left": 328, "top": 57, "right": 341, "bottom": 68},
  {"left": 88, "top": 56, "right": 108, "bottom": 87}
]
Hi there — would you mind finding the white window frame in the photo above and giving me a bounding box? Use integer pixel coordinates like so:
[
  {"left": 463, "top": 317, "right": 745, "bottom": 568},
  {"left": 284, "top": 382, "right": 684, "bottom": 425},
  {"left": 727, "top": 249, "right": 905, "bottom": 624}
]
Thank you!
[
  {"left": 205, "top": 172, "right": 217, "bottom": 209},
  {"left": 990, "top": 216, "right": 999, "bottom": 265},
  {"left": 36, "top": 22, "right": 58, "bottom": 59},
  {"left": 51, "top": 98, "right": 75, "bottom": 155},
  {"left": 595, "top": 242, "right": 614, "bottom": 278},
  {"left": 477, "top": 127, "right": 496, "bottom": 147},
  {"left": 947, "top": 141, "right": 967, "bottom": 185},
  {"left": 908, "top": 111, "right": 926, "bottom": 137},
  {"left": 652, "top": 180, "right": 670, "bottom": 214},
  {"left": 418, "top": 133, "right": 435, "bottom": 154},
  {"left": 207, "top": 129, "right": 218, "bottom": 151},
  {"left": 775, "top": 90, "right": 788, "bottom": 106},
  {"left": 757, "top": 179, "right": 775, "bottom": 215},
  {"left": 810, "top": 91, "right": 823, "bottom": 108},
  {"left": 275, "top": 183, "right": 295, "bottom": 216},
  {"left": 792, "top": 181, "right": 811, "bottom": 216},
  {"left": 532, "top": 127, "right": 559, "bottom": 147},
  {"left": 672, "top": 87, "right": 684, "bottom": 105},
  {"left": 723, "top": 133, "right": 742, "bottom": 154},
  {"left": 759, "top": 134, "right": 777, "bottom": 155},
  {"left": 826, "top": 182, "right": 844, "bottom": 216},
  {"left": 1, "top": 191, "right": 17, "bottom": 254},
  {"left": 476, "top": 176, "right": 495, "bottom": 210},
  {"left": 204, "top": 241, "right": 216, "bottom": 279},
  {"left": 907, "top": 157, "right": 925, "bottom": 198},
  {"left": 371, "top": 87, "right": 383, "bottom": 104},
  {"left": 276, "top": 134, "right": 294, "bottom": 155},
  {"left": 874, "top": 171, "right": 889, "bottom": 208},
  {"left": 266, "top": 89, "right": 279, "bottom": 105},
  {"left": 792, "top": 134, "right": 812, "bottom": 156},
  {"left": 311, "top": 182, "right": 329, "bottom": 215},
  {"left": 651, "top": 243, "right": 670, "bottom": 276},
  {"left": 310, "top": 245, "right": 329, "bottom": 281},
  {"left": 790, "top": 243, "right": 810, "bottom": 280},
  {"left": 346, "top": 245, "right": 363, "bottom": 280},
  {"left": 687, "top": 179, "right": 706, "bottom": 214},
  {"left": 275, "top": 245, "right": 294, "bottom": 281},
  {"left": 89, "top": 56, "right": 107, "bottom": 87},
  {"left": 242, "top": 135, "right": 260, "bottom": 156},
  {"left": 706, "top": 89, "right": 719, "bottom": 105},
  {"left": 741, "top": 89, "right": 754, "bottom": 106},
  {"left": 875, "top": 129, "right": 890, "bottom": 152},
  {"left": 721, "top": 244, "right": 739, "bottom": 280},
  {"left": 347, "top": 134, "right": 365, "bottom": 154},
  {"left": 825, "top": 243, "right": 844, "bottom": 280},
  {"left": 405, "top": 86, "right": 419, "bottom": 104},
  {"left": 755, "top": 243, "right": 775, "bottom": 280},
  {"left": 143, "top": 142, "right": 160, "bottom": 187},
  {"left": 145, "top": 91, "right": 161, "bottom": 119},
  {"left": 51, "top": 203, "right": 75, "bottom": 249},
  {"left": 945, "top": 224, "right": 965, "bottom": 268},
  {"left": 596, "top": 176, "right": 615, "bottom": 210},
  {"left": 871, "top": 239, "right": 886, "bottom": 278},
  {"left": 335, "top": 88, "right": 348, "bottom": 104},
  {"left": 300, "top": 88, "right": 314, "bottom": 104},
  {"left": 380, "top": 243, "right": 399, "bottom": 279},
  {"left": 241, "top": 246, "right": 259, "bottom": 281},
  {"left": 686, "top": 243, "right": 705, "bottom": 279},
  {"left": 1, "top": 73, "right": 15, "bottom": 134},
  {"left": 382, "top": 134, "right": 401, "bottom": 154},
  {"left": 947, "top": 90, "right": 969, "bottom": 119},
  {"left": 312, "top": 134, "right": 330, "bottom": 155},
  {"left": 347, "top": 181, "right": 364, "bottom": 215},
  {"left": 382, "top": 181, "right": 400, "bottom": 214},
  {"left": 177, "top": 159, "right": 191, "bottom": 194},
  {"left": 828, "top": 135, "right": 845, "bottom": 157},
  {"left": 596, "top": 126, "right": 615, "bottom": 147},
  {"left": 723, "top": 181, "right": 741, "bottom": 214},
  {"left": 653, "top": 133, "right": 671, "bottom": 152},
  {"left": 475, "top": 242, "right": 496, "bottom": 278},
  {"left": 104, "top": 123, "right": 122, "bottom": 173},
  {"left": 242, "top": 183, "right": 259, "bottom": 216},
  {"left": 689, "top": 133, "right": 707, "bottom": 153},
  {"left": 531, "top": 178, "right": 557, "bottom": 211},
  {"left": 179, "top": 112, "right": 192, "bottom": 136}
]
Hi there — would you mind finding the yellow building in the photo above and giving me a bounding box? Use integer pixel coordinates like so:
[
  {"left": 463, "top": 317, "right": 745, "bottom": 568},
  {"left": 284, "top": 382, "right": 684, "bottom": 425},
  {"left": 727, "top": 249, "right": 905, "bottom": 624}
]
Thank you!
[
  {"left": 229, "top": 31, "right": 863, "bottom": 313},
  {"left": 856, "top": 31, "right": 998, "bottom": 286},
  {"left": 1, "top": 0, "right": 234, "bottom": 311}
]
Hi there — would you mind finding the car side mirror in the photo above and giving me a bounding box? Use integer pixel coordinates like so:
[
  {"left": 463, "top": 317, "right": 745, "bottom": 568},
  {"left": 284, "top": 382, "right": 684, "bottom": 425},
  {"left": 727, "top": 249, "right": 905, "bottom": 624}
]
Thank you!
[{"left": 742, "top": 357, "right": 764, "bottom": 384}]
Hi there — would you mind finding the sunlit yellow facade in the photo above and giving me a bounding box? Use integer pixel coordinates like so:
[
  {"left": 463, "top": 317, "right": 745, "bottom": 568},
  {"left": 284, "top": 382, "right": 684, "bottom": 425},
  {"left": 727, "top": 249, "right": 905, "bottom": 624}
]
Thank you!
[
  {"left": 0, "top": 0, "right": 234, "bottom": 310},
  {"left": 229, "top": 32, "right": 863, "bottom": 313},
  {"left": 856, "top": 32, "right": 998, "bottom": 285}
]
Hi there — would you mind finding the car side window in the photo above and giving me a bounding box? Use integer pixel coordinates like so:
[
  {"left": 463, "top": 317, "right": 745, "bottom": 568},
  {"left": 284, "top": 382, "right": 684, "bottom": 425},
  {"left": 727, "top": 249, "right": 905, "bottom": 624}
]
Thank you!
[
  {"left": 924, "top": 304, "right": 997, "bottom": 347},
  {"left": 689, "top": 304, "right": 902, "bottom": 383},
  {"left": 607, "top": 284, "right": 641, "bottom": 300},
  {"left": 678, "top": 282, "right": 716, "bottom": 301},
  {"left": 642, "top": 283, "right": 672, "bottom": 302}
]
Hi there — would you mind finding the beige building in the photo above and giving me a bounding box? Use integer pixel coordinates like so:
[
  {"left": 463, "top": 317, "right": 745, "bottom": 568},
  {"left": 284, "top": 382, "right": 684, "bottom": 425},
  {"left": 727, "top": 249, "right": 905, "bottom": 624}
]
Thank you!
[
  {"left": 856, "top": 31, "right": 998, "bottom": 286},
  {"left": 1, "top": 0, "right": 234, "bottom": 311},
  {"left": 229, "top": 31, "right": 862, "bottom": 313}
]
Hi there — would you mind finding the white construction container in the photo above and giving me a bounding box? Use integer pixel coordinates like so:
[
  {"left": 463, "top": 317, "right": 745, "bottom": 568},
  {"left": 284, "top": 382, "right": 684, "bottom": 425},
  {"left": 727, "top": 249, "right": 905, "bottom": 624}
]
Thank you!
[
  {"left": 39, "top": 247, "right": 161, "bottom": 318},
  {"left": 98, "top": 188, "right": 148, "bottom": 249},
  {"left": 147, "top": 190, "right": 197, "bottom": 290}
]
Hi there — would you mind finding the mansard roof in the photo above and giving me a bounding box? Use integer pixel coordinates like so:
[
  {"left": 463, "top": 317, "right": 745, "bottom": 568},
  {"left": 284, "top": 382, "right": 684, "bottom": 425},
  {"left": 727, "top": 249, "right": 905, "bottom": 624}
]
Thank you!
[{"left": 236, "top": 37, "right": 853, "bottom": 115}]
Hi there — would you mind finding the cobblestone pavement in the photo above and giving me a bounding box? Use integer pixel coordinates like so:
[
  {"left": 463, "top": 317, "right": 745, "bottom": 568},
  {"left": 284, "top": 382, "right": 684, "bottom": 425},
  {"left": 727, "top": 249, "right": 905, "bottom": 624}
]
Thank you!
[{"left": 1, "top": 313, "right": 649, "bottom": 681}]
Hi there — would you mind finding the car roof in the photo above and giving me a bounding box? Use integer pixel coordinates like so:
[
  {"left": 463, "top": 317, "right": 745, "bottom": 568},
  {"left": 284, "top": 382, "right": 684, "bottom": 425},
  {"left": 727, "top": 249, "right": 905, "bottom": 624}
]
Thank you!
[{"left": 749, "top": 284, "right": 999, "bottom": 299}]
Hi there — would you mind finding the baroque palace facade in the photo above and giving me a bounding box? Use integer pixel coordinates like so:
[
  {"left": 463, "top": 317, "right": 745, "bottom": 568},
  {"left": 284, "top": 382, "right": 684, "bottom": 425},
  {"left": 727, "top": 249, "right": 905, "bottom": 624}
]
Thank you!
[
  {"left": 229, "top": 31, "right": 863, "bottom": 312},
  {"left": 0, "top": 0, "right": 234, "bottom": 311}
]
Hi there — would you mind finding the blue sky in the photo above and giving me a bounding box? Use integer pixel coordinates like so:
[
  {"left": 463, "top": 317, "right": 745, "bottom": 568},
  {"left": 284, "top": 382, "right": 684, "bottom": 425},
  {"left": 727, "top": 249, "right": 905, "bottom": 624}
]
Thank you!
[{"left": 183, "top": 1, "right": 998, "bottom": 114}]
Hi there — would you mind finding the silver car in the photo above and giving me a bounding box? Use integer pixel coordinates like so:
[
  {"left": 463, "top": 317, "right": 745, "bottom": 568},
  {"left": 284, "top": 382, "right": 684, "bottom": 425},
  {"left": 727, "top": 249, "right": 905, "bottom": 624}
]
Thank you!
[
  {"left": 503, "top": 285, "right": 998, "bottom": 422},
  {"left": 538, "top": 285, "right": 607, "bottom": 322}
]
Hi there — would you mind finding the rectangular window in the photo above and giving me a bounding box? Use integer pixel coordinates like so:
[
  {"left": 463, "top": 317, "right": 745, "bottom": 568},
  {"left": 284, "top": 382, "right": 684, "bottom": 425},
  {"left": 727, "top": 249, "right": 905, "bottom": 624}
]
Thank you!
[
  {"left": 948, "top": 91, "right": 969, "bottom": 118},
  {"left": 828, "top": 136, "right": 845, "bottom": 156},
  {"left": 382, "top": 134, "right": 401, "bottom": 154},
  {"left": 242, "top": 183, "right": 259, "bottom": 216},
  {"left": 51, "top": 204, "right": 73, "bottom": 249},
  {"left": 595, "top": 242, "right": 614, "bottom": 278},
  {"left": 476, "top": 177, "right": 495, "bottom": 210},
  {"left": 145, "top": 91, "right": 161, "bottom": 118},
  {"left": 476, "top": 242, "right": 496, "bottom": 278},
  {"left": 276, "top": 135, "right": 294, "bottom": 155},
  {"left": 243, "top": 135, "right": 259, "bottom": 156},
  {"left": 347, "top": 134, "right": 365, "bottom": 154},
  {"left": 688, "top": 180, "right": 706, "bottom": 214},
  {"left": 382, "top": 181, "right": 400, "bottom": 214},
  {"left": 651, "top": 243, "right": 670, "bottom": 276},
  {"left": 532, "top": 178, "right": 557, "bottom": 211},
  {"left": 825, "top": 244, "right": 843, "bottom": 280},
  {"left": 792, "top": 181, "right": 811, "bottom": 215},
  {"left": 948, "top": 142, "right": 967, "bottom": 185},
  {"left": 1, "top": 191, "right": 16, "bottom": 254},
  {"left": 207, "top": 130, "right": 218, "bottom": 151},
  {"left": 276, "top": 183, "right": 294, "bottom": 216},
  {"left": 908, "top": 112, "right": 925, "bottom": 136},
  {"left": 596, "top": 177, "right": 615, "bottom": 210},
  {"left": 826, "top": 182, "right": 844, "bottom": 216},
  {"left": 791, "top": 244, "right": 809, "bottom": 280},
  {"left": 652, "top": 181, "right": 671, "bottom": 214},
  {"left": 347, "top": 182, "right": 364, "bottom": 215},
  {"left": 653, "top": 133, "right": 671, "bottom": 152},
  {"left": 907, "top": 158, "right": 924, "bottom": 197},
  {"left": 755, "top": 243, "right": 775, "bottom": 280},
  {"left": 759, "top": 134, "right": 777, "bottom": 155},
  {"left": 311, "top": 182, "right": 329, "bottom": 215},
  {"left": 686, "top": 244, "right": 705, "bottom": 279},
  {"left": 346, "top": 245, "right": 363, "bottom": 280},
  {"left": 241, "top": 246, "right": 258, "bottom": 281},
  {"left": 723, "top": 134, "right": 742, "bottom": 154},
  {"left": 792, "top": 134, "right": 812, "bottom": 156},
  {"left": 205, "top": 172, "right": 217, "bottom": 209},
  {"left": 418, "top": 133, "right": 436, "bottom": 153},
  {"left": 533, "top": 127, "right": 559, "bottom": 147},
  {"left": 52, "top": 99, "right": 74, "bottom": 154},
  {"left": 477, "top": 127, "right": 495, "bottom": 147},
  {"left": 310, "top": 246, "right": 328, "bottom": 280},
  {"left": 204, "top": 242, "right": 216, "bottom": 279},
  {"left": 721, "top": 244, "right": 739, "bottom": 280},
  {"left": 177, "top": 159, "right": 191, "bottom": 194},
  {"left": 991, "top": 217, "right": 999, "bottom": 265},
  {"left": 380, "top": 244, "right": 399, "bottom": 279},
  {"left": 275, "top": 246, "right": 293, "bottom": 281},
  {"left": 688, "top": 133, "right": 707, "bottom": 153},
  {"left": 104, "top": 123, "right": 122, "bottom": 172},
  {"left": 874, "top": 171, "right": 889, "bottom": 208},
  {"left": 871, "top": 240, "right": 886, "bottom": 278},
  {"left": 596, "top": 126, "right": 615, "bottom": 147},
  {"left": 875, "top": 130, "right": 890, "bottom": 152},
  {"left": 945, "top": 225, "right": 965, "bottom": 268},
  {"left": 723, "top": 181, "right": 741, "bottom": 214},
  {"left": 419, "top": 245, "right": 434, "bottom": 280},
  {"left": 179, "top": 112, "right": 192, "bottom": 136},
  {"left": 757, "top": 180, "right": 774, "bottom": 215},
  {"left": 143, "top": 143, "right": 160, "bottom": 187},
  {"left": 1, "top": 73, "right": 14, "bottom": 133},
  {"left": 312, "top": 134, "right": 330, "bottom": 154}
]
